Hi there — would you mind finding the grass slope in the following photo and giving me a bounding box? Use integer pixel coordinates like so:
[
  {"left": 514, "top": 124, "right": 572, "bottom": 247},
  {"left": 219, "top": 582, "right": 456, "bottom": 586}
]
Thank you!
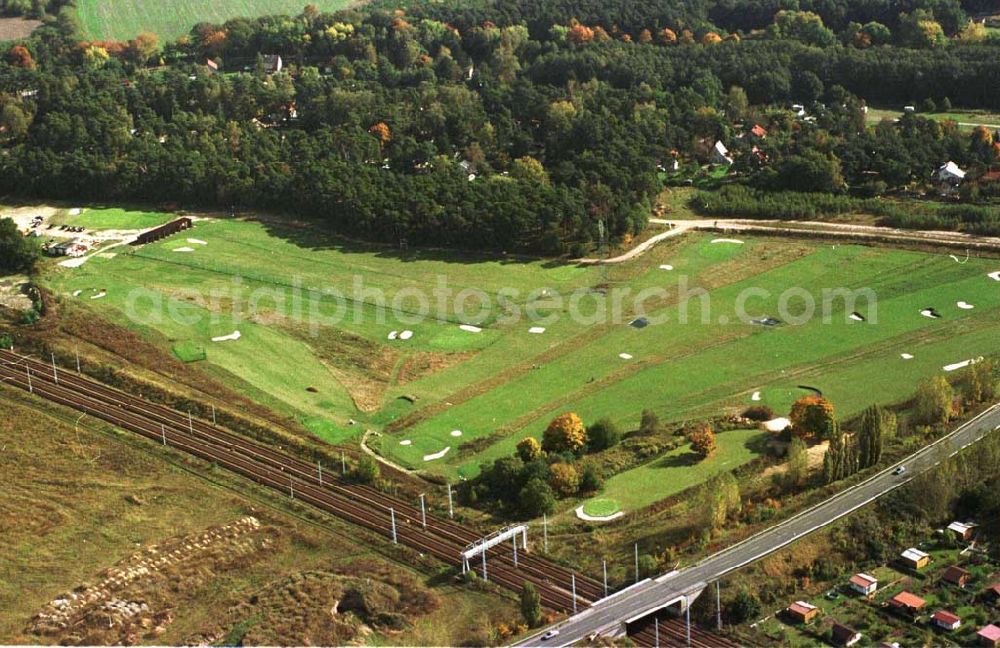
[{"left": 77, "top": 0, "right": 352, "bottom": 41}]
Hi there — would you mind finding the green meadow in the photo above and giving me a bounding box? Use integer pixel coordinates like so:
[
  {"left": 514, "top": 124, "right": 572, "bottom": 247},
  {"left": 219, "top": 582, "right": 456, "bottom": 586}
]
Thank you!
[{"left": 44, "top": 213, "right": 1000, "bottom": 509}]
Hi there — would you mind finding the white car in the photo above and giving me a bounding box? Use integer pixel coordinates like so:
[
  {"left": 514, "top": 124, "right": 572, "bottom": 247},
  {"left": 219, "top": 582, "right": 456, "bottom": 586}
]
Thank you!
[
  {"left": 893, "top": 465, "right": 906, "bottom": 475},
  {"left": 541, "top": 630, "right": 560, "bottom": 641}
]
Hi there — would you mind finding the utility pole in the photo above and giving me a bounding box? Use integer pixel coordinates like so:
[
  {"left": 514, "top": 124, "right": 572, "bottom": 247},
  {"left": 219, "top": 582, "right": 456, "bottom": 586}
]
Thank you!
[
  {"left": 51, "top": 353, "right": 58, "bottom": 384},
  {"left": 341, "top": 451, "right": 346, "bottom": 475},
  {"left": 211, "top": 404, "right": 216, "bottom": 425},
  {"left": 446, "top": 483, "right": 453, "bottom": 518},
  {"left": 635, "top": 543, "right": 639, "bottom": 583},
  {"left": 512, "top": 533, "right": 519, "bottom": 567},
  {"left": 188, "top": 411, "right": 193, "bottom": 434},
  {"left": 685, "top": 599, "right": 692, "bottom": 647},
  {"left": 571, "top": 574, "right": 577, "bottom": 614},
  {"left": 716, "top": 581, "right": 722, "bottom": 631},
  {"left": 161, "top": 424, "right": 166, "bottom": 446},
  {"left": 26, "top": 365, "right": 32, "bottom": 393},
  {"left": 419, "top": 494, "right": 427, "bottom": 530},
  {"left": 543, "top": 513, "right": 548, "bottom": 552},
  {"left": 603, "top": 560, "right": 608, "bottom": 598},
  {"left": 289, "top": 477, "right": 294, "bottom": 499},
  {"left": 390, "top": 508, "right": 397, "bottom": 544},
  {"left": 318, "top": 461, "right": 323, "bottom": 486},
  {"left": 75, "top": 347, "right": 81, "bottom": 373},
  {"left": 654, "top": 617, "right": 660, "bottom": 648}
]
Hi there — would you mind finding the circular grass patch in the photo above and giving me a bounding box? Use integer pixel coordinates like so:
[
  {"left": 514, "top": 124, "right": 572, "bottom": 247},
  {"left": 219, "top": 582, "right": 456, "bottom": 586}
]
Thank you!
[{"left": 582, "top": 498, "right": 622, "bottom": 518}]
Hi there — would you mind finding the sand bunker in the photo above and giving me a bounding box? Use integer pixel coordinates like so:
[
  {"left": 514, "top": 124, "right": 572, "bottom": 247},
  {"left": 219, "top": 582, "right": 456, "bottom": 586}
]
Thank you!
[
  {"left": 629, "top": 317, "right": 649, "bottom": 329},
  {"left": 751, "top": 391, "right": 761, "bottom": 401},
  {"left": 659, "top": 264, "right": 674, "bottom": 271},
  {"left": 388, "top": 331, "right": 398, "bottom": 340},
  {"left": 399, "top": 439, "right": 412, "bottom": 446},
  {"left": 173, "top": 247, "right": 195, "bottom": 253},
  {"left": 59, "top": 256, "right": 90, "bottom": 268},
  {"left": 901, "top": 353, "right": 914, "bottom": 360},
  {"left": 751, "top": 317, "right": 782, "bottom": 327},
  {"left": 90, "top": 291, "right": 106, "bottom": 300},
  {"left": 187, "top": 238, "right": 208, "bottom": 245},
  {"left": 849, "top": 312, "right": 866, "bottom": 322},
  {"left": 68, "top": 208, "right": 81, "bottom": 216},
  {"left": 529, "top": 327, "right": 546, "bottom": 334},
  {"left": 920, "top": 308, "right": 941, "bottom": 319},
  {"left": 459, "top": 324, "right": 482, "bottom": 333},
  {"left": 957, "top": 301, "right": 975, "bottom": 310},
  {"left": 944, "top": 357, "right": 982, "bottom": 372},
  {"left": 212, "top": 331, "right": 241, "bottom": 342},
  {"left": 423, "top": 447, "right": 450, "bottom": 461},
  {"left": 72, "top": 289, "right": 82, "bottom": 297},
  {"left": 712, "top": 238, "right": 744, "bottom": 245},
  {"left": 619, "top": 353, "right": 633, "bottom": 360},
  {"left": 399, "top": 330, "right": 413, "bottom": 340},
  {"left": 988, "top": 271, "right": 1000, "bottom": 281},
  {"left": 763, "top": 417, "right": 791, "bottom": 432},
  {"left": 575, "top": 504, "right": 624, "bottom": 522},
  {"left": 450, "top": 430, "right": 463, "bottom": 437}
]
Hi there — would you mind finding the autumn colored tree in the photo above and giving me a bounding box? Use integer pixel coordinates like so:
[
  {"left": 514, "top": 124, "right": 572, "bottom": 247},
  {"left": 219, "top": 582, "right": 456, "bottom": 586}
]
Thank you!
[
  {"left": 658, "top": 28, "right": 677, "bottom": 44},
  {"left": 369, "top": 122, "right": 392, "bottom": 145},
  {"left": 516, "top": 437, "right": 542, "bottom": 463},
  {"left": 549, "top": 462, "right": 580, "bottom": 497},
  {"left": 789, "top": 396, "right": 836, "bottom": 440},
  {"left": 637, "top": 29, "right": 653, "bottom": 44},
  {"left": 568, "top": 24, "right": 595, "bottom": 44},
  {"left": 701, "top": 31, "right": 722, "bottom": 45},
  {"left": 127, "top": 32, "right": 159, "bottom": 65},
  {"left": 592, "top": 26, "right": 611, "bottom": 42},
  {"left": 7, "top": 45, "right": 35, "bottom": 69},
  {"left": 689, "top": 425, "right": 717, "bottom": 459},
  {"left": 914, "top": 376, "right": 954, "bottom": 426},
  {"left": 542, "top": 412, "right": 587, "bottom": 453},
  {"left": 511, "top": 156, "right": 549, "bottom": 184}
]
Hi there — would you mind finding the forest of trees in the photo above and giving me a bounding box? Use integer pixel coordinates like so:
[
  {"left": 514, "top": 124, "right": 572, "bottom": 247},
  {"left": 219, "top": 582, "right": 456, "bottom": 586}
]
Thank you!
[{"left": 1, "top": 0, "right": 999, "bottom": 251}]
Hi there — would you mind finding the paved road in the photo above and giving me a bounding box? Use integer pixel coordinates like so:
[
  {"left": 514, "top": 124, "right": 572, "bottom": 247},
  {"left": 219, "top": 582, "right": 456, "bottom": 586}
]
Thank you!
[{"left": 517, "top": 403, "right": 1000, "bottom": 646}]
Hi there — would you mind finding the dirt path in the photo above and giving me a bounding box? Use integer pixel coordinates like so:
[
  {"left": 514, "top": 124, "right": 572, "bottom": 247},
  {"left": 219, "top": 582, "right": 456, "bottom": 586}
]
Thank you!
[{"left": 580, "top": 218, "right": 1000, "bottom": 264}]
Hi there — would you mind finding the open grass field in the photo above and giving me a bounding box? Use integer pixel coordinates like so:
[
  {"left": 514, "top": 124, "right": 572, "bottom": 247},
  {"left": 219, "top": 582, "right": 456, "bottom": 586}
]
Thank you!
[
  {"left": 0, "top": 388, "right": 509, "bottom": 646},
  {"left": 866, "top": 106, "right": 1000, "bottom": 130},
  {"left": 76, "top": 0, "right": 353, "bottom": 41},
  {"left": 41, "top": 210, "right": 1000, "bottom": 513}
]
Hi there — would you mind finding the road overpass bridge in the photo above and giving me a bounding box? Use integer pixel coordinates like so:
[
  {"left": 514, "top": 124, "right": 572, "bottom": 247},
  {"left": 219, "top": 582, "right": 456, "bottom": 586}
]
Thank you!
[{"left": 516, "top": 402, "right": 1000, "bottom": 646}]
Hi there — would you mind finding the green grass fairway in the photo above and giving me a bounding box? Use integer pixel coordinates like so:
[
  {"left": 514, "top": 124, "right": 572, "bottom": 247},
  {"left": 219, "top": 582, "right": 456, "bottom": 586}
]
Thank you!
[
  {"left": 44, "top": 208, "right": 1000, "bottom": 511},
  {"left": 581, "top": 498, "right": 622, "bottom": 517},
  {"left": 600, "top": 429, "right": 768, "bottom": 511},
  {"left": 866, "top": 106, "right": 1000, "bottom": 130},
  {"left": 77, "top": 0, "right": 352, "bottom": 41},
  {"left": 56, "top": 207, "right": 176, "bottom": 231}
]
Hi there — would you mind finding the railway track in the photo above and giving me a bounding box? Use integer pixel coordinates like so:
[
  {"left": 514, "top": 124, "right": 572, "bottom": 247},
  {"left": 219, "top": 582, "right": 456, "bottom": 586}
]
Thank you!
[
  {"left": 630, "top": 616, "right": 739, "bottom": 648},
  {"left": 0, "top": 348, "right": 603, "bottom": 611}
]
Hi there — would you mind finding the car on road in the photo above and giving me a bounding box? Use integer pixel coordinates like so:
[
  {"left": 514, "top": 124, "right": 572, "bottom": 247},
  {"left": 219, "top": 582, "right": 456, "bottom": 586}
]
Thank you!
[
  {"left": 542, "top": 630, "right": 560, "bottom": 641},
  {"left": 893, "top": 465, "right": 906, "bottom": 475}
]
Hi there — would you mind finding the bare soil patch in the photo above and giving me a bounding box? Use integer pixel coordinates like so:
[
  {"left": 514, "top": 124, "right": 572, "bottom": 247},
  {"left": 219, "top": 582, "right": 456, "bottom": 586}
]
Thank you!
[
  {"left": 396, "top": 350, "right": 476, "bottom": 386},
  {"left": 0, "top": 17, "right": 41, "bottom": 41}
]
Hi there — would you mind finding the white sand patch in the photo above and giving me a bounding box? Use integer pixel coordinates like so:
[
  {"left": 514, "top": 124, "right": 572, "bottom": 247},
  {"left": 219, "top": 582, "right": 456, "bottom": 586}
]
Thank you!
[
  {"left": 901, "top": 353, "right": 914, "bottom": 360},
  {"left": 58, "top": 256, "right": 90, "bottom": 268},
  {"left": 388, "top": 330, "right": 398, "bottom": 340},
  {"left": 849, "top": 313, "right": 865, "bottom": 321},
  {"left": 529, "top": 326, "right": 546, "bottom": 334},
  {"left": 944, "top": 357, "right": 982, "bottom": 372},
  {"left": 459, "top": 324, "right": 482, "bottom": 333},
  {"left": 920, "top": 309, "right": 940, "bottom": 319},
  {"left": 399, "top": 439, "right": 412, "bottom": 446},
  {"left": 90, "top": 291, "right": 107, "bottom": 300},
  {"left": 763, "top": 417, "right": 791, "bottom": 432},
  {"left": 212, "top": 330, "right": 241, "bottom": 343},
  {"left": 575, "top": 504, "right": 624, "bottom": 522},
  {"left": 988, "top": 271, "right": 1000, "bottom": 281},
  {"left": 450, "top": 430, "right": 463, "bottom": 437},
  {"left": 96, "top": 253, "right": 117, "bottom": 259},
  {"left": 72, "top": 290, "right": 82, "bottom": 297},
  {"left": 619, "top": 353, "right": 633, "bottom": 360},
  {"left": 711, "top": 238, "right": 744, "bottom": 245},
  {"left": 187, "top": 238, "right": 208, "bottom": 245},
  {"left": 68, "top": 208, "right": 81, "bottom": 216},
  {"left": 399, "top": 330, "right": 413, "bottom": 340},
  {"left": 659, "top": 264, "right": 674, "bottom": 271},
  {"left": 173, "top": 246, "right": 195, "bottom": 253},
  {"left": 423, "top": 447, "right": 450, "bottom": 462},
  {"left": 751, "top": 391, "right": 761, "bottom": 401},
  {"left": 957, "top": 301, "right": 975, "bottom": 310}
]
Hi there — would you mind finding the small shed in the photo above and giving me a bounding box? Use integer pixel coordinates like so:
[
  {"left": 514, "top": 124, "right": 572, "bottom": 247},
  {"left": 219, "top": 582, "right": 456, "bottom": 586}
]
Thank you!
[
  {"left": 262, "top": 54, "right": 283, "bottom": 74},
  {"left": 786, "top": 601, "right": 819, "bottom": 624},
  {"left": 947, "top": 521, "right": 974, "bottom": 540},
  {"left": 901, "top": 548, "right": 930, "bottom": 570},
  {"left": 888, "top": 591, "right": 926, "bottom": 617},
  {"left": 942, "top": 565, "right": 971, "bottom": 588},
  {"left": 849, "top": 573, "right": 878, "bottom": 596},
  {"left": 932, "top": 610, "right": 961, "bottom": 631},
  {"left": 831, "top": 622, "right": 861, "bottom": 647},
  {"left": 978, "top": 624, "right": 1000, "bottom": 647},
  {"left": 938, "top": 161, "right": 967, "bottom": 185},
  {"left": 710, "top": 140, "right": 733, "bottom": 165}
]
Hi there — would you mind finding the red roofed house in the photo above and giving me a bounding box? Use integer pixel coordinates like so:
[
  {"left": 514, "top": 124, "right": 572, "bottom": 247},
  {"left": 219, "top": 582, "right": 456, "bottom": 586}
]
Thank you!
[
  {"left": 888, "top": 591, "right": 926, "bottom": 617},
  {"left": 932, "top": 610, "right": 961, "bottom": 631},
  {"left": 849, "top": 573, "right": 878, "bottom": 597},
  {"left": 750, "top": 124, "right": 768, "bottom": 139},
  {"left": 831, "top": 622, "right": 862, "bottom": 647},
  {"left": 942, "top": 565, "right": 971, "bottom": 588},
  {"left": 979, "top": 624, "right": 1000, "bottom": 647},
  {"left": 786, "top": 601, "right": 819, "bottom": 623}
]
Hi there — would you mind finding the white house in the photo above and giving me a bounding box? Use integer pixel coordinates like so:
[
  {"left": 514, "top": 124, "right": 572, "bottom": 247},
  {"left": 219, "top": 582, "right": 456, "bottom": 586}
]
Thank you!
[
  {"left": 938, "top": 161, "right": 967, "bottom": 184},
  {"left": 711, "top": 140, "right": 733, "bottom": 165},
  {"left": 849, "top": 573, "right": 878, "bottom": 596}
]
